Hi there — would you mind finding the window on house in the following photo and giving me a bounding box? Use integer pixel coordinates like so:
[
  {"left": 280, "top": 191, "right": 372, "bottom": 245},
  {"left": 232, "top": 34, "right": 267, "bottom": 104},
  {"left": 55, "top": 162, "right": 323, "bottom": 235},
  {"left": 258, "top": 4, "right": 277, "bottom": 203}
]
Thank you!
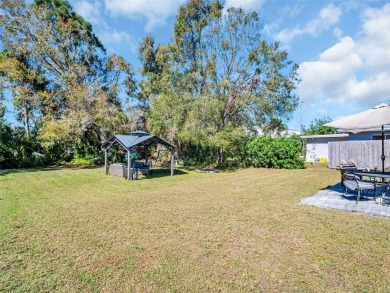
[{"left": 372, "top": 135, "right": 390, "bottom": 140}]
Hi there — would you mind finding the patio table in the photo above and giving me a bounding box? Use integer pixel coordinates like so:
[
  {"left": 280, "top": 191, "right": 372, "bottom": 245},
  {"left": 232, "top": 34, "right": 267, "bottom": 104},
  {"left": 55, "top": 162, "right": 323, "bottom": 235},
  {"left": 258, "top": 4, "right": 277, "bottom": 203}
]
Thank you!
[
  {"left": 338, "top": 167, "right": 367, "bottom": 186},
  {"left": 353, "top": 171, "right": 390, "bottom": 205}
]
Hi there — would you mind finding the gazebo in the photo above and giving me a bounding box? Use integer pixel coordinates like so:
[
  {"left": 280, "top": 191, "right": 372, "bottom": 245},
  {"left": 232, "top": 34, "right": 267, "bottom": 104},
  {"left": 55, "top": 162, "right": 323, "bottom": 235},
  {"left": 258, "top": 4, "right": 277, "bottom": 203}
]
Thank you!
[{"left": 103, "top": 131, "right": 176, "bottom": 180}]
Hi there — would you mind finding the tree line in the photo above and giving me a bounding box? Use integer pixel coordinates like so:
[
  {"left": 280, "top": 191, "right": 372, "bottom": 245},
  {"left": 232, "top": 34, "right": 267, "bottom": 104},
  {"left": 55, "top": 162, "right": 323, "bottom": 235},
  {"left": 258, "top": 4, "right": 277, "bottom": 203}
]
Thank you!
[{"left": 0, "top": 0, "right": 302, "bottom": 169}]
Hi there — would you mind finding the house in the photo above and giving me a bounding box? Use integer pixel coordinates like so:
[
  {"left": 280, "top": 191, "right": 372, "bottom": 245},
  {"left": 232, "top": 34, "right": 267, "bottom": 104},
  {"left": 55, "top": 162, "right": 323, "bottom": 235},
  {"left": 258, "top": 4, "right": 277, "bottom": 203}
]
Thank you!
[
  {"left": 300, "top": 127, "right": 390, "bottom": 163},
  {"left": 300, "top": 134, "right": 348, "bottom": 163}
]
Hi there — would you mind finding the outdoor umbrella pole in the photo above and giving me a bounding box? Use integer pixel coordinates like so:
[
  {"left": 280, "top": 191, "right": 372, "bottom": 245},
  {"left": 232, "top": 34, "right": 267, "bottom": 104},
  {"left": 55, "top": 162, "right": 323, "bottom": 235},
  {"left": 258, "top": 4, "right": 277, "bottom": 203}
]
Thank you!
[{"left": 382, "top": 125, "right": 385, "bottom": 174}]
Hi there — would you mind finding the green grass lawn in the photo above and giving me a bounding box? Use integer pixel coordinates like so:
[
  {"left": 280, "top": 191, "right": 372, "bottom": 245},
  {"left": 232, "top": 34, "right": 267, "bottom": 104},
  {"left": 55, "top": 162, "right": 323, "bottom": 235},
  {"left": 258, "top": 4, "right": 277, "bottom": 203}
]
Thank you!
[{"left": 0, "top": 167, "right": 389, "bottom": 292}]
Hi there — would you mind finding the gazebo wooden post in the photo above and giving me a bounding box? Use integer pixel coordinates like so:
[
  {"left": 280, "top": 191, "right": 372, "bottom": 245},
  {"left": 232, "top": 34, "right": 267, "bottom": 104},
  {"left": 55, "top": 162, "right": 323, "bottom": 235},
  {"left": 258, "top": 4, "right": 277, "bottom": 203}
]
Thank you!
[
  {"left": 170, "top": 148, "right": 175, "bottom": 176},
  {"left": 104, "top": 148, "right": 108, "bottom": 174},
  {"left": 127, "top": 149, "right": 131, "bottom": 180}
]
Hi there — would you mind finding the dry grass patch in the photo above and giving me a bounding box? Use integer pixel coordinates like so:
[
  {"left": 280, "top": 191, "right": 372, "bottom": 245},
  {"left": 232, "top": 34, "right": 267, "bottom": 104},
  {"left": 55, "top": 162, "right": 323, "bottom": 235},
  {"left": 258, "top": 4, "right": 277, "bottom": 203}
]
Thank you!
[{"left": 0, "top": 167, "right": 389, "bottom": 292}]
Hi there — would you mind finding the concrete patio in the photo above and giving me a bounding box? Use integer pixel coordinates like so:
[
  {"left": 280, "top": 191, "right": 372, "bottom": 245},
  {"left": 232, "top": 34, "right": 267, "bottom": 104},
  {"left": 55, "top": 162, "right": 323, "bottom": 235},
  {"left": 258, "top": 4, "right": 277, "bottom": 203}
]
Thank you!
[{"left": 300, "top": 183, "right": 390, "bottom": 219}]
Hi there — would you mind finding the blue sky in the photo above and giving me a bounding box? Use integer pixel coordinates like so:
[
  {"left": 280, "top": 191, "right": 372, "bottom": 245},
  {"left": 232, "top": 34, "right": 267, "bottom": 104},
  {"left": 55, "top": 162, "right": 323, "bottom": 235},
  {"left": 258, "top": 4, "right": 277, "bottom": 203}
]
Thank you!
[{"left": 5, "top": 0, "right": 390, "bottom": 131}]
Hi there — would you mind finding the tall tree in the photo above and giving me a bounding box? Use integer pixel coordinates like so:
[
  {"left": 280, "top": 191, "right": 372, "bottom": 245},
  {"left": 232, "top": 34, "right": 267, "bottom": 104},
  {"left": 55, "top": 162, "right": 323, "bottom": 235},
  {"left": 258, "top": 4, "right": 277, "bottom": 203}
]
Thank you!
[
  {"left": 135, "top": 35, "right": 164, "bottom": 130},
  {"left": 0, "top": 51, "right": 47, "bottom": 139},
  {"left": 34, "top": 0, "right": 104, "bottom": 50},
  {"left": 140, "top": 0, "right": 300, "bottom": 165},
  {"left": 0, "top": 0, "right": 135, "bottom": 153}
]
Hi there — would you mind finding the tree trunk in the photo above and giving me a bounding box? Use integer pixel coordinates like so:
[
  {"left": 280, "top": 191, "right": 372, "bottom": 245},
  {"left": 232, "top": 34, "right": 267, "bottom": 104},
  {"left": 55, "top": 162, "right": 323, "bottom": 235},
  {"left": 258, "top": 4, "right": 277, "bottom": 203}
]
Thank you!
[
  {"left": 216, "top": 147, "right": 223, "bottom": 166},
  {"left": 176, "top": 140, "right": 182, "bottom": 159},
  {"left": 22, "top": 102, "right": 30, "bottom": 140}
]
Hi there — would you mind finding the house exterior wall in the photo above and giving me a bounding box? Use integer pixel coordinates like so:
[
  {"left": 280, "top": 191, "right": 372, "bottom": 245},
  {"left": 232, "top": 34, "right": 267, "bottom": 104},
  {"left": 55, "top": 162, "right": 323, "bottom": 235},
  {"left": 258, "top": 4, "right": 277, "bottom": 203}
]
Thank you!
[
  {"left": 302, "top": 128, "right": 390, "bottom": 164},
  {"left": 305, "top": 137, "right": 348, "bottom": 162},
  {"left": 348, "top": 131, "right": 390, "bottom": 141}
]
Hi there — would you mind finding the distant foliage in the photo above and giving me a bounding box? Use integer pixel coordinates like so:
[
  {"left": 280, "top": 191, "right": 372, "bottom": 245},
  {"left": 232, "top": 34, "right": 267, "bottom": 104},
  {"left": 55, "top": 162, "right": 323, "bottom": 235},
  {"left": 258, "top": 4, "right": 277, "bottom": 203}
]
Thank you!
[
  {"left": 246, "top": 135, "right": 305, "bottom": 169},
  {"left": 69, "top": 156, "right": 94, "bottom": 166},
  {"left": 0, "top": 122, "right": 15, "bottom": 168},
  {"left": 301, "top": 117, "right": 337, "bottom": 135},
  {"left": 0, "top": 121, "right": 46, "bottom": 168},
  {"left": 177, "top": 134, "right": 305, "bottom": 170},
  {"left": 129, "top": 151, "right": 140, "bottom": 161}
]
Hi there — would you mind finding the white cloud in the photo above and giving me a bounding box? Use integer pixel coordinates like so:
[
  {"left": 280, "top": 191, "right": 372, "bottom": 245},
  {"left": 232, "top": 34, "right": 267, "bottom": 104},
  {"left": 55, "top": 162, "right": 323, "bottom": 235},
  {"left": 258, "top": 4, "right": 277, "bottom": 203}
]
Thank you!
[
  {"left": 263, "top": 2, "right": 304, "bottom": 37},
  {"left": 319, "top": 36, "right": 358, "bottom": 62},
  {"left": 103, "top": 0, "right": 186, "bottom": 31},
  {"left": 224, "top": 0, "right": 265, "bottom": 10},
  {"left": 298, "top": 37, "right": 362, "bottom": 103},
  {"left": 276, "top": 4, "right": 342, "bottom": 43},
  {"left": 103, "top": 0, "right": 265, "bottom": 32},
  {"left": 73, "top": 1, "right": 104, "bottom": 26},
  {"left": 98, "top": 30, "right": 138, "bottom": 53},
  {"left": 349, "top": 73, "right": 390, "bottom": 101},
  {"left": 99, "top": 30, "right": 131, "bottom": 44},
  {"left": 333, "top": 28, "right": 343, "bottom": 38},
  {"left": 358, "top": 3, "right": 390, "bottom": 74},
  {"left": 297, "top": 3, "right": 390, "bottom": 107}
]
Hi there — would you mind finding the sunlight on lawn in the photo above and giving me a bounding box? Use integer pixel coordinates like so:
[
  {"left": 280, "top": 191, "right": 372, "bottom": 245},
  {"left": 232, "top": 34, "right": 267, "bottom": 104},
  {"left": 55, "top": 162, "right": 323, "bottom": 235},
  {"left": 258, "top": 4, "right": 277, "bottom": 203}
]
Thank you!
[{"left": 0, "top": 167, "right": 389, "bottom": 292}]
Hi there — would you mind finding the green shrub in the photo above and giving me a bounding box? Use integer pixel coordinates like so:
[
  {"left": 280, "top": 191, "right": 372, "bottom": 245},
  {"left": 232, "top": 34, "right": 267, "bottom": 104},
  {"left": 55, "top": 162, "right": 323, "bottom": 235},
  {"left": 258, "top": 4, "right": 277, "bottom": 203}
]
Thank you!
[
  {"left": 129, "top": 151, "right": 140, "bottom": 160},
  {"left": 0, "top": 122, "right": 48, "bottom": 168},
  {"left": 179, "top": 144, "right": 216, "bottom": 168},
  {"left": 31, "top": 152, "right": 45, "bottom": 167},
  {"left": 176, "top": 135, "right": 304, "bottom": 170},
  {"left": 246, "top": 135, "right": 305, "bottom": 169},
  {"left": 69, "top": 155, "right": 94, "bottom": 166}
]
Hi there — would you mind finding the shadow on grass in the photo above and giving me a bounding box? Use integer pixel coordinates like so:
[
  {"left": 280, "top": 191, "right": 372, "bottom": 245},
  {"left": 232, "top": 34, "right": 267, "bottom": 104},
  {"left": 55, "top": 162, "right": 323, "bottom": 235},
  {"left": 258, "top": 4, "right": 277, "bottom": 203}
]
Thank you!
[
  {"left": 0, "top": 165, "right": 101, "bottom": 177},
  {"left": 180, "top": 166, "right": 239, "bottom": 174},
  {"left": 143, "top": 168, "right": 189, "bottom": 179}
]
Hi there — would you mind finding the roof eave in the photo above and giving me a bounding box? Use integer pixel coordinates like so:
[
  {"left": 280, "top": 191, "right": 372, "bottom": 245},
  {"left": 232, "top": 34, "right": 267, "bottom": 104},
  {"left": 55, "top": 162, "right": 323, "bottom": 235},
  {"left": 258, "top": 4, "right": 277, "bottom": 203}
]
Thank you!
[{"left": 300, "top": 134, "right": 349, "bottom": 139}]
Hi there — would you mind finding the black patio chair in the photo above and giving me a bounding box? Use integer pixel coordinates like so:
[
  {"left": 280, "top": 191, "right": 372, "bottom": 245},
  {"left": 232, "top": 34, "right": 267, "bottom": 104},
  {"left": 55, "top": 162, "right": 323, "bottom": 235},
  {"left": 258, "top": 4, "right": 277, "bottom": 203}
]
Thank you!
[{"left": 343, "top": 173, "right": 377, "bottom": 204}]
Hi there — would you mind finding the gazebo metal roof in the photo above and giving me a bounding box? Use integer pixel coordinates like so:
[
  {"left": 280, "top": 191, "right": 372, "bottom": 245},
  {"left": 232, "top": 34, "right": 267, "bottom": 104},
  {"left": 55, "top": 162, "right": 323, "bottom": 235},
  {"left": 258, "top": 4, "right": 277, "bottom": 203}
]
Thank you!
[
  {"left": 103, "top": 131, "right": 176, "bottom": 180},
  {"left": 103, "top": 131, "right": 175, "bottom": 150}
]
